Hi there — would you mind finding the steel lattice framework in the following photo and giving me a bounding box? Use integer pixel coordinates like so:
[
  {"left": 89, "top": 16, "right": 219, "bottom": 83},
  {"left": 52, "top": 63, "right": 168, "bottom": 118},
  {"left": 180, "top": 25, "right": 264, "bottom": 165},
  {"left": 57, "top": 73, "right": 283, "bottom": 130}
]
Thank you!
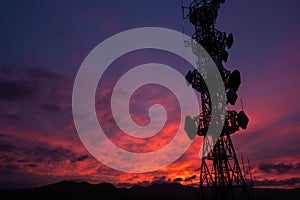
[{"left": 182, "top": 0, "right": 253, "bottom": 199}]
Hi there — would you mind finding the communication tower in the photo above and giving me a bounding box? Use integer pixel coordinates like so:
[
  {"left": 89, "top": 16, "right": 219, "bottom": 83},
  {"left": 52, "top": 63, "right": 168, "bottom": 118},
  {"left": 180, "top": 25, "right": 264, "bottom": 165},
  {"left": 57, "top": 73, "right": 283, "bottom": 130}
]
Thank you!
[{"left": 182, "top": 0, "right": 253, "bottom": 199}]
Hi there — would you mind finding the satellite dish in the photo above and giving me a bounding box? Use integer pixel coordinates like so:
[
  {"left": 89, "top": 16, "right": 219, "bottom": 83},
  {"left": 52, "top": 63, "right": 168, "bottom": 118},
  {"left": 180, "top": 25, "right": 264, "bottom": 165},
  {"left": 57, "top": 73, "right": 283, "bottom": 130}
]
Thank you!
[
  {"left": 184, "top": 115, "right": 197, "bottom": 140},
  {"left": 228, "top": 70, "right": 241, "bottom": 92},
  {"left": 185, "top": 70, "right": 193, "bottom": 85},
  {"left": 238, "top": 111, "right": 249, "bottom": 129},
  {"left": 222, "top": 50, "right": 229, "bottom": 62},
  {"left": 226, "top": 33, "right": 234, "bottom": 49},
  {"left": 227, "top": 88, "right": 238, "bottom": 105},
  {"left": 217, "top": 0, "right": 226, "bottom": 4}
]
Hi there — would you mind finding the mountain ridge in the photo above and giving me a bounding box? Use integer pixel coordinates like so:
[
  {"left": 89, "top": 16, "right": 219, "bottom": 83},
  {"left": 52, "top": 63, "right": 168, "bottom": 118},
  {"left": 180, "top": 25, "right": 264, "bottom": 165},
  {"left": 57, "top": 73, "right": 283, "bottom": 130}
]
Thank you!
[{"left": 1, "top": 180, "right": 300, "bottom": 200}]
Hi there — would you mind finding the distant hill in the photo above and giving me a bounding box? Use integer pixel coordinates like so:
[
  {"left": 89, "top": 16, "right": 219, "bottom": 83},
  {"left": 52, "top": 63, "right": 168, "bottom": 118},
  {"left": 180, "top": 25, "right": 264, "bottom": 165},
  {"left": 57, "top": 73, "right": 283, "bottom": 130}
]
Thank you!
[{"left": 0, "top": 180, "right": 299, "bottom": 200}]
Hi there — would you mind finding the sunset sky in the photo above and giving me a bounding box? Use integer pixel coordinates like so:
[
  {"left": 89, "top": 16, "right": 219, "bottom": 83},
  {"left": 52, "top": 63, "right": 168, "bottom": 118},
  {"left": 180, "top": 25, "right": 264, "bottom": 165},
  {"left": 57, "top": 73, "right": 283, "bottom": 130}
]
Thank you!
[{"left": 1, "top": 0, "right": 300, "bottom": 189}]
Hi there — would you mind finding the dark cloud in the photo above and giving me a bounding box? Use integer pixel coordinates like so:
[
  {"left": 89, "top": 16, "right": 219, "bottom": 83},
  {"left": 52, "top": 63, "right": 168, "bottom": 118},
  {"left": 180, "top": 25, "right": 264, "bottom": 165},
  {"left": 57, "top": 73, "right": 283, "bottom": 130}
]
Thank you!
[
  {"left": 259, "top": 162, "right": 300, "bottom": 174},
  {"left": 0, "top": 142, "right": 81, "bottom": 170},
  {"left": 71, "top": 154, "right": 89, "bottom": 163},
  {"left": 0, "top": 65, "right": 61, "bottom": 80},
  {"left": 174, "top": 177, "right": 183, "bottom": 182},
  {"left": 0, "top": 79, "right": 36, "bottom": 101},
  {"left": 27, "top": 67, "right": 62, "bottom": 80},
  {"left": 0, "top": 65, "right": 73, "bottom": 143},
  {"left": 26, "top": 146, "right": 75, "bottom": 162},
  {"left": 41, "top": 103, "right": 62, "bottom": 112},
  {"left": 0, "top": 143, "right": 17, "bottom": 152},
  {"left": 184, "top": 175, "right": 197, "bottom": 182},
  {"left": 26, "top": 163, "right": 38, "bottom": 168},
  {"left": 254, "top": 178, "right": 300, "bottom": 187},
  {"left": 0, "top": 65, "right": 68, "bottom": 103},
  {"left": 0, "top": 164, "right": 20, "bottom": 175},
  {"left": 7, "top": 113, "right": 20, "bottom": 120},
  {"left": 17, "top": 159, "right": 29, "bottom": 163},
  {"left": 75, "top": 154, "right": 89, "bottom": 162},
  {"left": 0, "top": 133, "right": 9, "bottom": 137},
  {"left": 151, "top": 176, "right": 167, "bottom": 184},
  {"left": 117, "top": 182, "right": 133, "bottom": 188},
  {"left": 0, "top": 155, "right": 15, "bottom": 162},
  {"left": 136, "top": 180, "right": 151, "bottom": 187}
]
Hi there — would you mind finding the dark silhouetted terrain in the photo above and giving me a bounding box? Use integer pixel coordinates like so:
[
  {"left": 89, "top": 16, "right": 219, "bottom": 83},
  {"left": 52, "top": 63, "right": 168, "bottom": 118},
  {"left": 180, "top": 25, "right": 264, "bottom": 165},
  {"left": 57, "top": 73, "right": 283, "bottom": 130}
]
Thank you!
[{"left": 0, "top": 180, "right": 299, "bottom": 200}]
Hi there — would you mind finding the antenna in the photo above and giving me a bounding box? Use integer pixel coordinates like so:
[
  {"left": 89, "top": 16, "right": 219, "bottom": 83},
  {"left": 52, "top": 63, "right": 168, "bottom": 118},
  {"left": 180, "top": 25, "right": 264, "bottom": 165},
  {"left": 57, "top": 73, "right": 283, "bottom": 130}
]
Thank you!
[
  {"left": 241, "top": 155, "right": 246, "bottom": 179},
  {"left": 181, "top": 0, "right": 189, "bottom": 19},
  {"left": 241, "top": 98, "right": 244, "bottom": 111},
  {"left": 247, "top": 156, "right": 254, "bottom": 187},
  {"left": 181, "top": 0, "right": 185, "bottom": 18}
]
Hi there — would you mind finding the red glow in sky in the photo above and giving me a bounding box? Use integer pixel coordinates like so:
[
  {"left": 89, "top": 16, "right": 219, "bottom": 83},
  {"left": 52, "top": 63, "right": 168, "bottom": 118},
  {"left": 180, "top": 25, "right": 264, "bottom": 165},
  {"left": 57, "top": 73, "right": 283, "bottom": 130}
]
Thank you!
[{"left": 0, "top": 0, "right": 300, "bottom": 189}]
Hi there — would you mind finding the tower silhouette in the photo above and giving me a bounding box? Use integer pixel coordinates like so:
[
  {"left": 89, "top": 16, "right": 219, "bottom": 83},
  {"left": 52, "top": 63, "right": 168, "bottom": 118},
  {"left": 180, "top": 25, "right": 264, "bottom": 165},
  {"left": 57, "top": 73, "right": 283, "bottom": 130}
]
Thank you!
[{"left": 182, "top": 0, "right": 253, "bottom": 199}]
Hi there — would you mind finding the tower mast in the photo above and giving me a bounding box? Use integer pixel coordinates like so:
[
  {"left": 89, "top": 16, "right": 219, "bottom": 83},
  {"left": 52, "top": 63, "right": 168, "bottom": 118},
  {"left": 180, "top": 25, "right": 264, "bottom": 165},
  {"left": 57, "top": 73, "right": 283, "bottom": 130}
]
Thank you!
[{"left": 182, "top": 1, "right": 252, "bottom": 199}]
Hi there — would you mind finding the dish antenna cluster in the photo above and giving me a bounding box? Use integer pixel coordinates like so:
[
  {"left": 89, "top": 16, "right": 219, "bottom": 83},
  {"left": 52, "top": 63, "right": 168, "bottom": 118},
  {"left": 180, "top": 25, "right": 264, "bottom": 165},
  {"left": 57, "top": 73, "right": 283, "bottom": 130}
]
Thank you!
[{"left": 182, "top": 0, "right": 253, "bottom": 199}]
